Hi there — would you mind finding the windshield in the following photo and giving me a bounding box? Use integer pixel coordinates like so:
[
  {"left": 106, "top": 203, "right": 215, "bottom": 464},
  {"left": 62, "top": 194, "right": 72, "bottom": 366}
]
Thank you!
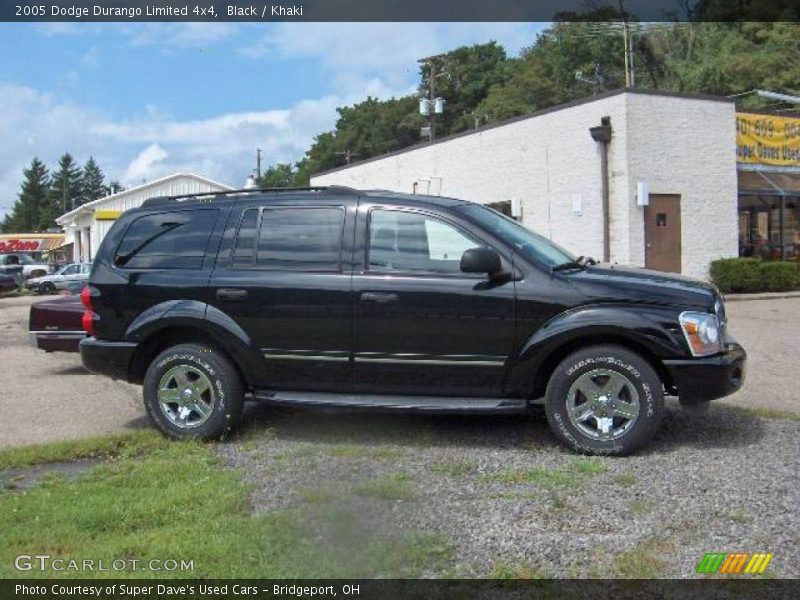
[{"left": 459, "top": 204, "right": 576, "bottom": 268}]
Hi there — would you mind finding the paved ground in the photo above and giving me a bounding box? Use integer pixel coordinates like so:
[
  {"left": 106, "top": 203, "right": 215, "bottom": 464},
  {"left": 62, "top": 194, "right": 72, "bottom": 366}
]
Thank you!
[
  {"left": 723, "top": 297, "right": 800, "bottom": 415},
  {"left": 0, "top": 295, "right": 144, "bottom": 448}
]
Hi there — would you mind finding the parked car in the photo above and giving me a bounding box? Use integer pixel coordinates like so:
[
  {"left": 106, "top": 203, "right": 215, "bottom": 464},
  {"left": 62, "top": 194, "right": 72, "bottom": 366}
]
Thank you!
[
  {"left": 29, "top": 292, "right": 85, "bottom": 352},
  {"left": 26, "top": 262, "right": 92, "bottom": 294},
  {"left": 0, "top": 273, "right": 16, "bottom": 294},
  {"left": 0, "top": 253, "right": 51, "bottom": 282},
  {"left": 79, "top": 187, "right": 746, "bottom": 455}
]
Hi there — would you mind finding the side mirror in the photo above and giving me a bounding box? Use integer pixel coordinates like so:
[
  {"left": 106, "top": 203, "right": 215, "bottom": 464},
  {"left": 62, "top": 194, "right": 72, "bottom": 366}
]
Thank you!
[{"left": 460, "top": 247, "right": 502, "bottom": 275}]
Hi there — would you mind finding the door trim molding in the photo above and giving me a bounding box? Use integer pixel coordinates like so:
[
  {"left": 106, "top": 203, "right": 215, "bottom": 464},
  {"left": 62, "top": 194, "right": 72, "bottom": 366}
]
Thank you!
[
  {"left": 262, "top": 349, "right": 349, "bottom": 362},
  {"left": 355, "top": 352, "right": 506, "bottom": 367},
  {"left": 261, "top": 349, "right": 507, "bottom": 367}
]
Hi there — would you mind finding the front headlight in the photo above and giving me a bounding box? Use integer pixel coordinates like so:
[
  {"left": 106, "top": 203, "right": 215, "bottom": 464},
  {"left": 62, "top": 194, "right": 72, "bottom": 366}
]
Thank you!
[{"left": 679, "top": 312, "right": 722, "bottom": 357}]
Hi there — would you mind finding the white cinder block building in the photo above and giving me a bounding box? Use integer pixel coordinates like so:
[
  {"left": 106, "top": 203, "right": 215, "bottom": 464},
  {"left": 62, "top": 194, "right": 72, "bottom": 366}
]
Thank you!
[
  {"left": 312, "top": 89, "right": 739, "bottom": 279},
  {"left": 56, "top": 172, "right": 231, "bottom": 262}
]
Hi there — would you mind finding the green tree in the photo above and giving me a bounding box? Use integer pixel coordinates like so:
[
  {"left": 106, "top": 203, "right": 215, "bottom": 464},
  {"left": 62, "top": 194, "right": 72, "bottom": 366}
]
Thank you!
[
  {"left": 1, "top": 158, "right": 51, "bottom": 233},
  {"left": 300, "top": 96, "right": 422, "bottom": 176},
  {"left": 418, "top": 41, "right": 511, "bottom": 134},
  {"left": 256, "top": 163, "right": 296, "bottom": 188},
  {"left": 476, "top": 20, "right": 628, "bottom": 122},
  {"left": 107, "top": 180, "right": 125, "bottom": 194},
  {"left": 80, "top": 156, "right": 108, "bottom": 204},
  {"left": 49, "top": 153, "right": 83, "bottom": 219}
]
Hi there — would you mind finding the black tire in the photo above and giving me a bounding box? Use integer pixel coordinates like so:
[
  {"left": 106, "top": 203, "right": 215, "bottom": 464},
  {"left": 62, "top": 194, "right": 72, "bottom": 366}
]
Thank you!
[
  {"left": 143, "top": 343, "right": 244, "bottom": 441},
  {"left": 544, "top": 345, "right": 664, "bottom": 456},
  {"left": 39, "top": 281, "right": 56, "bottom": 294}
]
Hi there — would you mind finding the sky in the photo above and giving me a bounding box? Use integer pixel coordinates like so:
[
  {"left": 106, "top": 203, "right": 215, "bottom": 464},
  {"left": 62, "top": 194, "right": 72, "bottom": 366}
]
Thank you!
[{"left": 0, "top": 22, "right": 546, "bottom": 220}]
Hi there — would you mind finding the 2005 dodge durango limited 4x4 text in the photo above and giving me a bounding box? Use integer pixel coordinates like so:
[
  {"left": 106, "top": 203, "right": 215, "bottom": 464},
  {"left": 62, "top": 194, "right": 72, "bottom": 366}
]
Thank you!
[{"left": 79, "top": 186, "right": 746, "bottom": 455}]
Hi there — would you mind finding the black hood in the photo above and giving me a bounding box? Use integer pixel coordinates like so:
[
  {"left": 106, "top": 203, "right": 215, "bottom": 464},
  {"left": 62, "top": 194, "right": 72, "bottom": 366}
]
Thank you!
[{"left": 565, "top": 263, "right": 718, "bottom": 310}]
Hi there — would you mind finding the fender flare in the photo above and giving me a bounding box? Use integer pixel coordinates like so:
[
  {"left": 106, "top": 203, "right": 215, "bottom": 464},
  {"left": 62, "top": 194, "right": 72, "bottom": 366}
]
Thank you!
[
  {"left": 125, "top": 300, "right": 263, "bottom": 387},
  {"left": 507, "top": 304, "right": 686, "bottom": 396}
]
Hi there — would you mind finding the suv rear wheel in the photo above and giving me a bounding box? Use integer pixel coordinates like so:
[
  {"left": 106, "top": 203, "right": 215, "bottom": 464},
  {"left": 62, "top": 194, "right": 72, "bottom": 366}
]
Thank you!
[
  {"left": 143, "top": 343, "right": 244, "bottom": 440},
  {"left": 544, "top": 345, "right": 664, "bottom": 456}
]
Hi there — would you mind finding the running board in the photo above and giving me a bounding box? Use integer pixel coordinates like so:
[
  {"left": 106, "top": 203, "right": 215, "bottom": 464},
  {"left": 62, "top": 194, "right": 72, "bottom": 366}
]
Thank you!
[{"left": 252, "top": 391, "right": 528, "bottom": 414}]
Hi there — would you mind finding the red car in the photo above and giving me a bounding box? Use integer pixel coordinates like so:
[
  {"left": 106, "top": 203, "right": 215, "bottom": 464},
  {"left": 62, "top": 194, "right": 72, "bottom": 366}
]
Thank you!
[
  {"left": 28, "top": 283, "right": 86, "bottom": 352},
  {"left": 0, "top": 273, "right": 16, "bottom": 294}
]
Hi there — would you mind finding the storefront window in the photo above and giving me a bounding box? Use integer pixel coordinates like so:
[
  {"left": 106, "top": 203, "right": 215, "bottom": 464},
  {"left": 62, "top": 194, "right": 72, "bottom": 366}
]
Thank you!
[{"left": 738, "top": 195, "right": 800, "bottom": 260}]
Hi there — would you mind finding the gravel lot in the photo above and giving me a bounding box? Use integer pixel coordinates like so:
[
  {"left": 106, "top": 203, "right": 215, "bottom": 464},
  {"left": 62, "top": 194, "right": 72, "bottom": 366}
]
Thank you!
[
  {"left": 221, "top": 402, "right": 799, "bottom": 578},
  {"left": 2, "top": 293, "right": 798, "bottom": 578}
]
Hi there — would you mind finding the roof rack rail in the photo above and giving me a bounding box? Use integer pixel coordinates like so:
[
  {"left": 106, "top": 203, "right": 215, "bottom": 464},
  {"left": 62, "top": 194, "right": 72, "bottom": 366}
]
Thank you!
[{"left": 142, "top": 185, "right": 358, "bottom": 207}]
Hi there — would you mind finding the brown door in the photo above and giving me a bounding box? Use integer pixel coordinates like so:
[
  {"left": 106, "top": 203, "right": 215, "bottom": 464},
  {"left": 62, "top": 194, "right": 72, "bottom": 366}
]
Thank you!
[{"left": 644, "top": 195, "right": 682, "bottom": 273}]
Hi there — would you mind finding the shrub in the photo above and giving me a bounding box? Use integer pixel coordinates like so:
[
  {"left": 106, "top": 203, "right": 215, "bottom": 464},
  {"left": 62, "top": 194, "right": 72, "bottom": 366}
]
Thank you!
[
  {"left": 710, "top": 258, "right": 764, "bottom": 293},
  {"left": 710, "top": 258, "right": 800, "bottom": 294},
  {"left": 761, "top": 261, "right": 800, "bottom": 292}
]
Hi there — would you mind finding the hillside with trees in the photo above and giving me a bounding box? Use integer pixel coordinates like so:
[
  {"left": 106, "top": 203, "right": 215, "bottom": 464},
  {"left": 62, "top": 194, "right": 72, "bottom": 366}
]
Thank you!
[{"left": 265, "top": 21, "right": 800, "bottom": 187}]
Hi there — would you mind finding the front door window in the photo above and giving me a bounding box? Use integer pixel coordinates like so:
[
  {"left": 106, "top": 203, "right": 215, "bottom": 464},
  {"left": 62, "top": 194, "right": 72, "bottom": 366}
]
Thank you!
[{"left": 368, "top": 209, "right": 479, "bottom": 274}]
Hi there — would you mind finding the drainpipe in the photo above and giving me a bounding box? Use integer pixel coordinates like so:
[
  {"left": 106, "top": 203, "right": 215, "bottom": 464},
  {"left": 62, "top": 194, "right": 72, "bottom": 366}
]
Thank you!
[{"left": 590, "top": 116, "right": 612, "bottom": 262}]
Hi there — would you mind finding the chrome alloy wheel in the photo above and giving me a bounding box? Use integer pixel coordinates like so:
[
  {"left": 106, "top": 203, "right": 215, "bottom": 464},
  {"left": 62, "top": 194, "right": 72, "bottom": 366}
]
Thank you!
[
  {"left": 565, "top": 368, "right": 640, "bottom": 441},
  {"left": 157, "top": 365, "right": 215, "bottom": 429}
]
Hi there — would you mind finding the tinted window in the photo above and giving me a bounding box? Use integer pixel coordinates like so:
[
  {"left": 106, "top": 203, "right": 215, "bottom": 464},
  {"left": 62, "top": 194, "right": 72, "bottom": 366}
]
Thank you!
[
  {"left": 460, "top": 204, "right": 575, "bottom": 268},
  {"left": 232, "top": 209, "right": 258, "bottom": 267},
  {"left": 254, "top": 208, "right": 344, "bottom": 271},
  {"left": 115, "top": 209, "right": 219, "bottom": 269},
  {"left": 369, "top": 210, "right": 479, "bottom": 273}
]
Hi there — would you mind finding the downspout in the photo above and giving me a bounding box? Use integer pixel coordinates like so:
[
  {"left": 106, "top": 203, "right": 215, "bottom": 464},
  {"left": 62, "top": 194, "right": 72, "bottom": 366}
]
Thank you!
[{"left": 589, "top": 116, "right": 613, "bottom": 262}]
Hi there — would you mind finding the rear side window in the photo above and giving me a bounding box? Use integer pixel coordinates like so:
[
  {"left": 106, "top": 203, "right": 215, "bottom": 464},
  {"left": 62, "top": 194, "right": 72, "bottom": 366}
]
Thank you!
[
  {"left": 114, "top": 209, "right": 219, "bottom": 269},
  {"left": 232, "top": 207, "right": 344, "bottom": 271}
]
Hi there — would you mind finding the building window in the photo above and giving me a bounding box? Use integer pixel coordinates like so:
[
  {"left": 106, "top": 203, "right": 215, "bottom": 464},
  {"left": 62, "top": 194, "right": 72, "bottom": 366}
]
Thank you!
[{"left": 738, "top": 195, "right": 799, "bottom": 261}]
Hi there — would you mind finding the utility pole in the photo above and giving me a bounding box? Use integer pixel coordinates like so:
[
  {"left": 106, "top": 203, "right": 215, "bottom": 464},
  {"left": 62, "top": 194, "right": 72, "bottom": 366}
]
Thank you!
[
  {"left": 619, "top": 0, "right": 634, "bottom": 87},
  {"left": 256, "top": 148, "right": 262, "bottom": 180},
  {"left": 418, "top": 54, "right": 446, "bottom": 142},
  {"left": 335, "top": 149, "right": 360, "bottom": 165},
  {"left": 429, "top": 61, "right": 437, "bottom": 141}
]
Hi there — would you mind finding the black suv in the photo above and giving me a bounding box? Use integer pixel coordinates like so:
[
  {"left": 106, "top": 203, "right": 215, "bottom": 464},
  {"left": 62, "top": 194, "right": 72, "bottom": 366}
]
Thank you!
[{"left": 80, "top": 187, "right": 745, "bottom": 455}]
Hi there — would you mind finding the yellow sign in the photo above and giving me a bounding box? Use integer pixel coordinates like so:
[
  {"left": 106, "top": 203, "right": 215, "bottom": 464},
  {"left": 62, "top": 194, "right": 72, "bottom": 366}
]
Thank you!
[
  {"left": 737, "top": 112, "right": 800, "bottom": 167},
  {"left": 94, "top": 210, "right": 122, "bottom": 220}
]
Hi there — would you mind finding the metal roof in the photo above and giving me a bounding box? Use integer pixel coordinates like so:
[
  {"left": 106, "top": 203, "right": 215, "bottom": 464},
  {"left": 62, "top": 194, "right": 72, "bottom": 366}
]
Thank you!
[{"left": 55, "top": 172, "right": 233, "bottom": 224}]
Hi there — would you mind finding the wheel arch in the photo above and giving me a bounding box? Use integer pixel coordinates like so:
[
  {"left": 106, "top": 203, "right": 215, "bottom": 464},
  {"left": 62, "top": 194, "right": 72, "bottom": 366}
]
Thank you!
[
  {"left": 125, "top": 302, "right": 262, "bottom": 388},
  {"left": 527, "top": 333, "right": 676, "bottom": 400},
  {"left": 509, "top": 305, "right": 683, "bottom": 400}
]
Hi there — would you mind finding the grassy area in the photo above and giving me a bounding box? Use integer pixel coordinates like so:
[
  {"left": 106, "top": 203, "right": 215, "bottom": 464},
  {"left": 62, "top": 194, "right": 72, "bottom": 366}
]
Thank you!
[
  {"left": 480, "top": 458, "right": 609, "bottom": 491},
  {"left": 0, "top": 287, "right": 33, "bottom": 299},
  {"left": 431, "top": 459, "right": 475, "bottom": 477},
  {"left": 489, "top": 562, "right": 554, "bottom": 579},
  {"left": 611, "top": 539, "right": 672, "bottom": 578},
  {"left": 726, "top": 405, "right": 800, "bottom": 421},
  {"left": 353, "top": 472, "right": 415, "bottom": 500},
  {"left": 613, "top": 472, "right": 638, "bottom": 487},
  {"left": 0, "top": 433, "right": 450, "bottom": 578},
  {"left": 0, "top": 430, "right": 166, "bottom": 470}
]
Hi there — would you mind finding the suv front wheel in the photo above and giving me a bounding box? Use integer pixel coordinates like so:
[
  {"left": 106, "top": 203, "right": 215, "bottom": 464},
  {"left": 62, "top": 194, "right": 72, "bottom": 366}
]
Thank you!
[
  {"left": 545, "top": 345, "right": 664, "bottom": 456},
  {"left": 143, "top": 343, "right": 244, "bottom": 440}
]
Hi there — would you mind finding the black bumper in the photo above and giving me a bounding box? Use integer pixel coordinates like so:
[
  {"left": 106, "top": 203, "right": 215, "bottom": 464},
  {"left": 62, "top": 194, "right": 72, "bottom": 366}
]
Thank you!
[
  {"left": 80, "top": 337, "right": 138, "bottom": 381},
  {"left": 664, "top": 342, "right": 746, "bottom": 404}
]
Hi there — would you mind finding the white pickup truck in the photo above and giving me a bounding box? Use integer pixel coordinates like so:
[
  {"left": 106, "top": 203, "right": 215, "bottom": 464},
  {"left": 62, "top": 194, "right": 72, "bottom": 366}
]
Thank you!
[{"left": 0, "top": 253, "right": 52, "bottom": 283}]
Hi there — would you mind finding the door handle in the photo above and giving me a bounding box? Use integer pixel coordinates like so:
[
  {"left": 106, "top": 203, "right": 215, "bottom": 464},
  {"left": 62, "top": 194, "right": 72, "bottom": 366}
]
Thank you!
[
  {"left": 360, "top": 292, "right": 398, "bottom": 304},
  {"left": 216, "top": 288, "right": 248, "bottom": 300}
]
